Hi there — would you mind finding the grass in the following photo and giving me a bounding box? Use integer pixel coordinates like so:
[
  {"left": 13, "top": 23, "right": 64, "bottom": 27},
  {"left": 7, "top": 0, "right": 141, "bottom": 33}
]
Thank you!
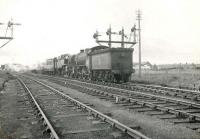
[
  {"left": 131, "top": 69, "right": 200, "bottom": 90},
  {"left": 0, "top": 71, "right": 15, "bottom": 91}
]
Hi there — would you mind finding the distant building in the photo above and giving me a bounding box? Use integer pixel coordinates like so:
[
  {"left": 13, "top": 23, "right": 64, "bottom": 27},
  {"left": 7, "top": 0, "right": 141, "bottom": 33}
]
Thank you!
[
  {"left": 0, "top": 63, "right": 29, "bottom": 72},
  {"left": 1, "top": 64, "right": 9, "bottom": 70},
  {"left": 133, "top": 62, "right": 200, "bottom": 71},
  {"left": 133, "top": 61, "right": 152, "bottom": 70},
  {"left": 157, "top": 64, "right": 179, "bottom": 70},
  {"left": 195, "top": 64, "right": 200, "bottom": 69},
  {"left": 152, "top": 64, "right": 158, "bottom": 70},
  {"left": 157, "top": 63, "right": 197, "bottom": 70},
  {"left": 1, "top": 65, "right": 5, "bottom": 70}
]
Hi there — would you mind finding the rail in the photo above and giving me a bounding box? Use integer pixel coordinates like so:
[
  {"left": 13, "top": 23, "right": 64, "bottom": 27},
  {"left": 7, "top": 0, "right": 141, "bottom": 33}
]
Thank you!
[
  {"left": 38, "top": 75, "right": 200, "bottom": 121},
  {"left": 25, "top": 75, "right": 150, "bottom": 139},
  {"left": 129, "top": 82, "right": 200, "bottom": 95},
  {"left": 62, "top": 78, "right": 200, "bottom": 121},
  {"left": 17, "top": 77, "right": 60, "bottom": 139}
]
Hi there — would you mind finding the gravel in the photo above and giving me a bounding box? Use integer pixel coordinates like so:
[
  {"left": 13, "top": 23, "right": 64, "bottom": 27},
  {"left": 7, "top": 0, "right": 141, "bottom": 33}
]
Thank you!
[
  {"left": 0, "top": 71, "right": 46, "bottom": 139},
  {"left": 40, "top": 77, "right": 200, "bottom": 139}
]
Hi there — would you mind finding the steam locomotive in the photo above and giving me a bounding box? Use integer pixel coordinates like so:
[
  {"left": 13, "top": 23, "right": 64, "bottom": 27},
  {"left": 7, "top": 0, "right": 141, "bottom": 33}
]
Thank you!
[
  {"left": 42, "top": 45, "right": 134, "bottom": 83},
  {"left": 40, "top": 26, "right": 137, "bottom": 82}
]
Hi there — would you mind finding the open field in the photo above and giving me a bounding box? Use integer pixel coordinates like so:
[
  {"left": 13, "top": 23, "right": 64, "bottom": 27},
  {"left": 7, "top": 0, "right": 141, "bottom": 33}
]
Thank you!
[{"left": 132, "top": 69, "right": 200, "bottom": 90}]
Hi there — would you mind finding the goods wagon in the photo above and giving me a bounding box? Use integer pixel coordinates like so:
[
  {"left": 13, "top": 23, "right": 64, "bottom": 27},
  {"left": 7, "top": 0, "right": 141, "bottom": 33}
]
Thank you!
[{"left": 90, "top": 47, "right": 133, "bottom": 82}]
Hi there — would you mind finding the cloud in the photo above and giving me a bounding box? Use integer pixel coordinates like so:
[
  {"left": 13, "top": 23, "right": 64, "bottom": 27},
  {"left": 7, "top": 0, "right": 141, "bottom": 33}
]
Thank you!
[{"left": 0, "top": 0, "right": 200, "bottom": 65}]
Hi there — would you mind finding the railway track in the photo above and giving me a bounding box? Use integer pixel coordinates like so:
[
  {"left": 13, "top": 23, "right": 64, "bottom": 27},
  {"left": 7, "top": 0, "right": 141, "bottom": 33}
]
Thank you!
[
  {"left": 0, "top": 75, "right": 49, "bottom": 139},
  {"left": 124, "top": 82, "right": 200, "bottom": 101},
  {"left": 17, "top": 77, "right": 60, "bottom": 139},
  {"left": 29, "top": 74, "right": 200, "bottom": 131},
  {"left": 44, "top": 75, "right": 200, "bottom": 103},
  {"left": 29, "top": 73, "right": 200, "bottom": 103},
  {"left": 64, "top": 77, "right": 200, "bottom": 103},
  {"left": 88, "top": 80, "right": 200, "bottom": 102},
  {"left": 15, "top": 74, "right": 150, "bottom": 139}
]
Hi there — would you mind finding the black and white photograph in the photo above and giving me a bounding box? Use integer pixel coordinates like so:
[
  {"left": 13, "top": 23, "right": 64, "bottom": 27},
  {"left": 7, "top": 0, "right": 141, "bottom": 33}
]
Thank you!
[{"left": 0, "top": 0, "right": 200, "bottom": 139}]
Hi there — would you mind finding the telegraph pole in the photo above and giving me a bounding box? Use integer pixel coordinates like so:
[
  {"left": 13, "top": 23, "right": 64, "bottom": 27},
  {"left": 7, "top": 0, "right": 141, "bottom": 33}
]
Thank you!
[
  {"left": 121, "top": 27, "right": 124, "bottom": 48},
  {"left": 136, "top": 10, "right": 142, "bottom": 78},
  {"left": 108, "top": 25, "right": 112, "bottom": 48}
]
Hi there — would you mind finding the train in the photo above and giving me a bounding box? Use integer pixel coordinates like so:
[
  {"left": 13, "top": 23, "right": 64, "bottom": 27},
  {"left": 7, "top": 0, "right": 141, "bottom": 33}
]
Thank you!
[
  {"left": 40, "top": 45, "right": 134, "bottom": 83},
  {"left": 38, "top": 26, "right": 138, "bottom": 83}
]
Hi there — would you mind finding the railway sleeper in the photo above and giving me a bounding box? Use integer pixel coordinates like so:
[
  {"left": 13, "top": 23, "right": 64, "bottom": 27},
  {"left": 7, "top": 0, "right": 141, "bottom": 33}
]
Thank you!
[
  {"left": 161, "top": 104, "right": 181, "bottom": 109},
  {"left": 50, "top": 133, "right": 56, "bottom": 139},
  {"left": 137, "top": 108, "right": 157, "bottom": 112},
  {"left": 39, "top": 116, "right": 45, "bottom": 122},
  {"left": 128, "top": 105, "right": 146, "bottom": 109},
  {"left": 188, "top": 116, "right": 197, "bottom": 122},
  {"left": 175, "top": 112, "right": 187, "bottom": 118},
  {"left": 43, "top": 120, "right": 47, "bottom": 127},
  {"left": 164, "top": 92, "right": 171, "bottom": 96},
  {"left": 42, "top": 126, "right": 51, "bottom": 135},
  {"left": 171, "top": 106, "right": 189, "bottom": 110},
  {"left": 181, "top": 95, "right": 188, "bottom": 99},
  {"left": 149, "top": 105, "right": 157, "bottom": 109},
  {"left": 188, "top": 110, "right": 200, "bottom": 114},
  {"left": 118, "top": 103, "right": 135, "bottom": 107},
  {"left": 191, "top": 96, "right": 198, "bottom": 101},
  {"left": 160, "top": 115, "right": 179, "bottom": 120},
  {"left": 148, "top": 111, "right": 167, "bottom": 116},
  {"left": 161, "top": 108, "right": 170, "bottom": 114},
  {"left": 173, "top": 119, "right": 200, "bottom": 124},
  {"left": 151, "top": 101, "right": 168, "bottom": 105}
]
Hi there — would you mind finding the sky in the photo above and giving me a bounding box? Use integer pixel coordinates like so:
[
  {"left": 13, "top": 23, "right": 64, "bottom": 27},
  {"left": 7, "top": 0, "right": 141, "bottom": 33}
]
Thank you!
[{"left": 0, "top": 0, "right": 200, "bottom": 67}]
